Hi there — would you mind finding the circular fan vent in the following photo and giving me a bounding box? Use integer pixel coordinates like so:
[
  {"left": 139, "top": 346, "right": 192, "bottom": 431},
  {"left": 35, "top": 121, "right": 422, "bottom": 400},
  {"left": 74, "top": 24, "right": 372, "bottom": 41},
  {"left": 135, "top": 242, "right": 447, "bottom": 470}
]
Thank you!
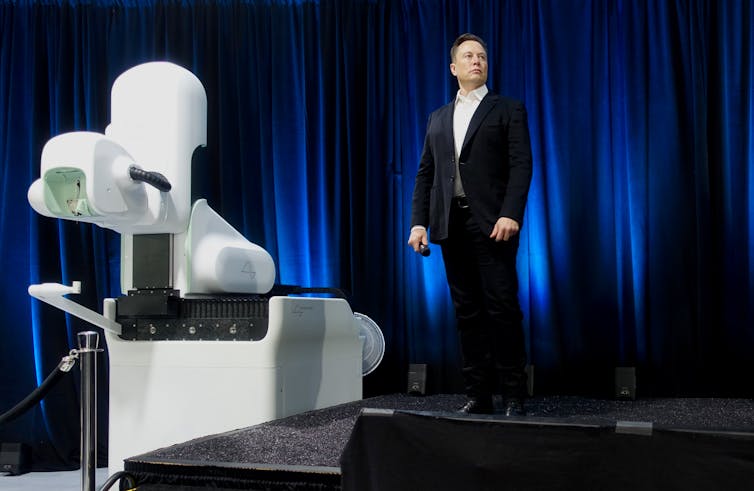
[{"left": 353, "top": 312, "right": 385, "bottom": 376}]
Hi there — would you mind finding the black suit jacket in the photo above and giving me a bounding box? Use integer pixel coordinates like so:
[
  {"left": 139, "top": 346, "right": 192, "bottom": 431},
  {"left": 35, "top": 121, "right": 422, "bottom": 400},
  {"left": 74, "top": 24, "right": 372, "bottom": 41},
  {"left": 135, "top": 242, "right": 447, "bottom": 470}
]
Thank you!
[{"left": 410, "top": 92, "right": 533, "bottom": 243}]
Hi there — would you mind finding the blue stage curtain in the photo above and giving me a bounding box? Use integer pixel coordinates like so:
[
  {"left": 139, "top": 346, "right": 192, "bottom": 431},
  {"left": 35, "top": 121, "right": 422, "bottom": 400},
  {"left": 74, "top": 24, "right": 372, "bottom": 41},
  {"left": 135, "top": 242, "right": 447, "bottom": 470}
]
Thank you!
[{"left": 1, "top": 0, "right": 752, "bottom": 469}]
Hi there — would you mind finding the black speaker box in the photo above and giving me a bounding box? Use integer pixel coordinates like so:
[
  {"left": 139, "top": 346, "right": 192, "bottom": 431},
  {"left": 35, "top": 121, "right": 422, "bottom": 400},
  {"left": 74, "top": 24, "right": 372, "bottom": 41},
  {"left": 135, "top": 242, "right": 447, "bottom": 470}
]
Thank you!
[
  {"left": 0, "top": 442, "right": 30, "bottom": 475},
  {"left": 615, "top": 366, "right": 637, "bottom": 400},
  {"left": 407, "top": 363, "right": 427, "bottom": 395}
]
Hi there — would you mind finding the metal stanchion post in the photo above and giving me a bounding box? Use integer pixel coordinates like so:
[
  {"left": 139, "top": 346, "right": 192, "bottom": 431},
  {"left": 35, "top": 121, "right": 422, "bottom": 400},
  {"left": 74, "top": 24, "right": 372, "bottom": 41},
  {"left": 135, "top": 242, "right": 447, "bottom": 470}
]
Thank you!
[{"left": 77, "top": 331, "right": 101, "bottom": 491}]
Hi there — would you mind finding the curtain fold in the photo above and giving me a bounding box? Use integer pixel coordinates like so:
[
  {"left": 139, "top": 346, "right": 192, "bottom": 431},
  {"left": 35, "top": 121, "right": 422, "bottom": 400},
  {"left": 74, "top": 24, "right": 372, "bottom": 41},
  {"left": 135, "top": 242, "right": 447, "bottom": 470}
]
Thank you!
[{"left": 1, "top": 0, "right": 752, "bottom": 469}]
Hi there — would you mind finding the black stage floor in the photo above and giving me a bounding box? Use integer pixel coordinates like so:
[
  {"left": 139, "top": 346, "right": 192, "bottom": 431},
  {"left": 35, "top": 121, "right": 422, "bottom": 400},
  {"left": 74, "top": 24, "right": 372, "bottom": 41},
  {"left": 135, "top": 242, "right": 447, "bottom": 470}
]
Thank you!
[{"left": 124, "top": 394, "right": 754, "bottom": 490}]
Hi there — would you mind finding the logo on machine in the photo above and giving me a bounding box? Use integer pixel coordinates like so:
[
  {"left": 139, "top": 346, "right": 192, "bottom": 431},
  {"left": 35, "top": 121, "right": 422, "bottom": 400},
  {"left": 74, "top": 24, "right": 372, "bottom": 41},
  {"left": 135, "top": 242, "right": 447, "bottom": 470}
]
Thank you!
[
  {"left": 241, "top": 261, "right": 256, "bottom": 280},
  {"left": 291, "top": 302, "right": 314, "bottom": 318}
]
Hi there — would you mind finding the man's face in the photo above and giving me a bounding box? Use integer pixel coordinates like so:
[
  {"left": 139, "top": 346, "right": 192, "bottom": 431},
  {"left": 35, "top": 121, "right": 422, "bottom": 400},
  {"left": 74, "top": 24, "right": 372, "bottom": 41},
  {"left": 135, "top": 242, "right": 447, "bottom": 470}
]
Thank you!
[{"left": 450, "top": 40, "right": 488, "bottom": 90}]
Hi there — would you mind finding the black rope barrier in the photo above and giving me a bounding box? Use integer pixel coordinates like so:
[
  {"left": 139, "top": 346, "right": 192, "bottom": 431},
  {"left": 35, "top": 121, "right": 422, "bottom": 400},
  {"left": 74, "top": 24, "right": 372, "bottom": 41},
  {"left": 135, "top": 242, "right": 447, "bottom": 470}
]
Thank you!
[{"left": 0, "top": 352, "right": 77, "bottom": 425}]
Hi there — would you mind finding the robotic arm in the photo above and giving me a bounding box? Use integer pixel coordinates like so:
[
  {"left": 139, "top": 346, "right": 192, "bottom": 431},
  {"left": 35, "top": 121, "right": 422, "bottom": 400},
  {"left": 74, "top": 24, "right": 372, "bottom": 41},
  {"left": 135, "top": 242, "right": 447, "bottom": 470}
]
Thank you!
[{"left": 27, "top": 62, "right": 275, "bottom": 296}]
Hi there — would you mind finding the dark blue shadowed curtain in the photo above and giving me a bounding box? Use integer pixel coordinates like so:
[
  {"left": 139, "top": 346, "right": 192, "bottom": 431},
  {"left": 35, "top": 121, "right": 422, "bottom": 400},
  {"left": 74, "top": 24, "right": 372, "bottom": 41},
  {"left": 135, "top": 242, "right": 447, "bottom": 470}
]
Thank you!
[{"left": 1, "top": 0, "right": 752, "bottom": 470}]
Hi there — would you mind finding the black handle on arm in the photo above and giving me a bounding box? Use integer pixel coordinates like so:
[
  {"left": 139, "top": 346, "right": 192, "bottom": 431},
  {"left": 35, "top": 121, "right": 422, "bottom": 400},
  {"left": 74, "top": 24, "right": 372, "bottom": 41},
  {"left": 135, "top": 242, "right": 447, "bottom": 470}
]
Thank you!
[
  {"left": 129, "top": 166, "right": 172, "bottom": 192},
  {"left": 419, "top": 244, "right": 431, "bottom": 257}
]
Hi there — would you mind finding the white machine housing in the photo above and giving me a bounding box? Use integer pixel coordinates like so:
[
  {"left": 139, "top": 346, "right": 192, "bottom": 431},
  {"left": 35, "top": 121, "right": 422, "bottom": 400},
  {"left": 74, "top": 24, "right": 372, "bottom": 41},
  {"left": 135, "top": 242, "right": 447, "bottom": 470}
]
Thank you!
[
  {"left": 103, "top": 296, "right": 361, "bottom": 471},
  {"left": 26, "top": 62, "right": 364, "bottom": 472}
]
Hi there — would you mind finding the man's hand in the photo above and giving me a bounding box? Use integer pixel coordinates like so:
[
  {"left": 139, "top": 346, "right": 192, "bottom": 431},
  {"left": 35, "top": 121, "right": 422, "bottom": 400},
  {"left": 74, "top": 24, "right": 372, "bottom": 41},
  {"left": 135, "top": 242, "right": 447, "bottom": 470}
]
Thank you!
[
  {"left": 490, "top": 217, "right": 520, "bottom": 241},
  {"left": 408, "top": 227, "right": 428, "bottom": 253}
]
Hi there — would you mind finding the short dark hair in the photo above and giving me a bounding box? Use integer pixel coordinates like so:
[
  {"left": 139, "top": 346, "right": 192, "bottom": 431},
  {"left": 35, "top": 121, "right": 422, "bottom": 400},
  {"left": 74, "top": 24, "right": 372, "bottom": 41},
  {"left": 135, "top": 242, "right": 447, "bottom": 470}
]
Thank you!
[{"left": 450, "top": 33, "right": 488, "bottom": 61}]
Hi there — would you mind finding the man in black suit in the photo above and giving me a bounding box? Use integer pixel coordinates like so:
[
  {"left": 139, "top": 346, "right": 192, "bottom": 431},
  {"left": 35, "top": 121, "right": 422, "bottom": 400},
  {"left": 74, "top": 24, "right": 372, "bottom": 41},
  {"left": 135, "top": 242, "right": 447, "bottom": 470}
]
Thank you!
[{"left": 408, "top": 33, "right": 533, "bottom": 416}]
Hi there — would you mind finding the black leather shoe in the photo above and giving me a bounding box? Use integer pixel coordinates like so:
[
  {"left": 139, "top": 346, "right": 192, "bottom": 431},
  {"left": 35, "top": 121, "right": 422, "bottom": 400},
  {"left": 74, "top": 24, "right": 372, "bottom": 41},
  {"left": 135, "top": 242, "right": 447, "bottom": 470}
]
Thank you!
[
  {"left": 458, "top": 397, "right": 494, "bottom": 414},
  {"left": 503, "top": 398, "right": 525, "bottom": 416}
]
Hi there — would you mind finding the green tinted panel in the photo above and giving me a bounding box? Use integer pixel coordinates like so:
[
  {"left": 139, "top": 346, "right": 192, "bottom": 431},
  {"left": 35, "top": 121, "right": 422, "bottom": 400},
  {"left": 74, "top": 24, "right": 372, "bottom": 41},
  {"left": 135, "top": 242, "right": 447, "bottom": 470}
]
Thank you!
[{"left": 42, "top": 168, "right": 97, "bottom": 217}]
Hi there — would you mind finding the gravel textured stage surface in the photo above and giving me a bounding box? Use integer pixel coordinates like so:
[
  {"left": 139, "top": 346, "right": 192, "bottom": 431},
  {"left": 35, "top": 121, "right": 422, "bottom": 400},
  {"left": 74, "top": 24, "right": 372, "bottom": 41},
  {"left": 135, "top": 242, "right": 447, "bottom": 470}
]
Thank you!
[{"left": 131, "top": 394, "right": 754, "bottom": 468}]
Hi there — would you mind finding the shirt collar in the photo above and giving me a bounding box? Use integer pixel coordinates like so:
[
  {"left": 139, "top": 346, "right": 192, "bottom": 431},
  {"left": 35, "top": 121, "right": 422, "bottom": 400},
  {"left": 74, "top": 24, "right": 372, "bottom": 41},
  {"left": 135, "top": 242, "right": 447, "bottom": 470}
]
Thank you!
[{"left": 455, "top": 84, "right": 488, "bottom": 104}]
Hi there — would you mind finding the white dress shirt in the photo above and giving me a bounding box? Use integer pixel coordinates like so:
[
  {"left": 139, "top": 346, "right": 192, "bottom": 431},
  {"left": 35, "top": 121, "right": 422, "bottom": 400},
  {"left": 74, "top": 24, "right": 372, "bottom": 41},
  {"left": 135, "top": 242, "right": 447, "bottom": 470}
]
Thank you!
[{"left": 453, "top": 84, "right": 488, "bottom": 197}]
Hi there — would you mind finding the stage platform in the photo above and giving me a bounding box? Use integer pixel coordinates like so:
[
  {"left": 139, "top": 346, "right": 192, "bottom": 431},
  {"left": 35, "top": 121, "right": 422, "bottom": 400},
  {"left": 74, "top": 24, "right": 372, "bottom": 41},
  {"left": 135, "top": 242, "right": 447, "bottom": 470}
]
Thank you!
[{"left": 123, "top": 394, "right": 754, "bottom": 490}]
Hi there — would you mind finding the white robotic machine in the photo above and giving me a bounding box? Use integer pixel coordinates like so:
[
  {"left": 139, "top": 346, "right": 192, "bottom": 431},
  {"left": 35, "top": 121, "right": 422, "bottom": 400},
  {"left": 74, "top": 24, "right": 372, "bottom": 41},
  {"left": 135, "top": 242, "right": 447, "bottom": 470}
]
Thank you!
[{"left": 27, "top": 62, "right": 384, "bottom": 471}]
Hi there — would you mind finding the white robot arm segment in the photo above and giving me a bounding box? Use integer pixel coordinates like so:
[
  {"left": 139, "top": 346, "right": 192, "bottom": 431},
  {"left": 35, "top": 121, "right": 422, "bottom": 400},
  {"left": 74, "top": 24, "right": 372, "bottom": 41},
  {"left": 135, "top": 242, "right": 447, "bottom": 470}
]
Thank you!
[
  {"left": 187, "top": 199, "right": 276, "bottom": 294},
  {"left": 27, "top": 132, "right": 151, "bottom": 229}
]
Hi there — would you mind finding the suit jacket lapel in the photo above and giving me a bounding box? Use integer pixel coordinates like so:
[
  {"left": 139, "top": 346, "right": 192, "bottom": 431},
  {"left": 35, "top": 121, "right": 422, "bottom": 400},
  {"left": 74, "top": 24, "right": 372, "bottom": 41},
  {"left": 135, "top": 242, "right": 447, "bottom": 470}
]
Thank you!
[
  {"left": 440, "top": 102, "right": 455, "bottom": 155},
  {"left": 460, "top": 93, "right": 498, "bottom": 160}
]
